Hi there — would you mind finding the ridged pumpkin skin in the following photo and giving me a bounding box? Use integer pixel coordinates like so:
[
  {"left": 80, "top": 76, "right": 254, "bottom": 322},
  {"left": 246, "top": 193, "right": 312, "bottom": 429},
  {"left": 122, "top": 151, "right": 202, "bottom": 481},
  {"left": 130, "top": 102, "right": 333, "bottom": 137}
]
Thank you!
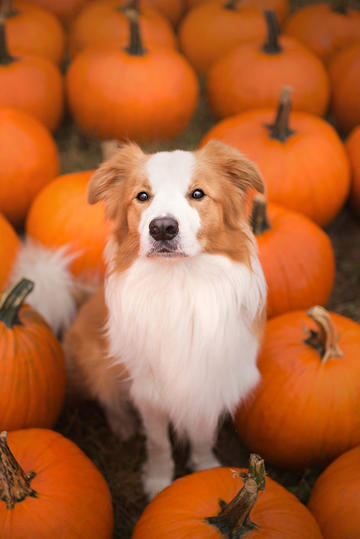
[
  {"left": 26, "top": 171, "right": 111, "bottom": 281},
  {"left": 27, "top": 0, "right": 90, "bottom": 24},
  {"left": 145, "top": 0, "right": 185, "bottom": 27},
  {"left": 0, "top": 213, "right": 20, "bottom": 290},
  {"left": 328, "top": 44, "right": 360, "bottom": 135},
  {"left": 68, "top": 0, "right": 177, "bottom": 57},
  {"left": 346, "top": 126, "right": 360, "bottom": 215},
  {"left": 308, "top": 445, "right": 360, "bottom": 539},
  {"left": 207, "top": 35, "right": 330, "bottom": 118},
  {"left": 0, "top": 108, "right": 59, "bottom": 226},
  {"left": 235, "top": 308, "right": 360, "bottom": 469},
  {"left": 200, "top": 108, "right": 350, "bottom": 226},
  {"left": 178, "top": 1, "right": 267, "bottom": 74},
  {"left": 185, "top": 0, "right": 289, "bottom": 24},
  {"left": 284, "top": 2, "right": 360, "bottom": 64},
  {"left": 0, "top": 428, "right": 113, "bottom": 538},
  {"left": 252, "top": 198, "right": 335, "bottom": 318},
  {"left": 0, "top": 280, "right": 66, "bottom": 430},
  {"left": 133, "top": 466, "right": 322, "bottom": 538},
  {"left": 4, "top": 0, "right": 66, "bottom": 65}
]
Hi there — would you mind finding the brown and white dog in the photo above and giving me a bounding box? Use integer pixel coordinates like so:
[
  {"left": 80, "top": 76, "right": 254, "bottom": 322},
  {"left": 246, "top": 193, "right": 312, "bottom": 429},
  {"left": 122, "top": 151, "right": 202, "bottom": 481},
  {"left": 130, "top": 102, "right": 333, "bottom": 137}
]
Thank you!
[{"left": 16, "top": 140, "right": 267, "bottom": 499}]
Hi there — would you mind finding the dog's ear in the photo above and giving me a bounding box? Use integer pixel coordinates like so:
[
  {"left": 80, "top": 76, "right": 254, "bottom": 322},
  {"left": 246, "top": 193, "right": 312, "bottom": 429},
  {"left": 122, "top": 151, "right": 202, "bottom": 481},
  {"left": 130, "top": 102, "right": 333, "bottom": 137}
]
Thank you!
[{"left": 87, "top": 141, "right": 146, "bottom": 206}]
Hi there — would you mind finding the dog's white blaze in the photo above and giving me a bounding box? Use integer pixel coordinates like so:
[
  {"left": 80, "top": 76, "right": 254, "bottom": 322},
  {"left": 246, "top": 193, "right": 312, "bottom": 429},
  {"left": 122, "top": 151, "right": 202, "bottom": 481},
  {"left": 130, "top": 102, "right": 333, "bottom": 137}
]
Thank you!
[
  {"left": 139, "top": 151, "right": 202, "bottom": 256},
  {"left": 105, "top": 253, "right": 266, "bottom": 436}
]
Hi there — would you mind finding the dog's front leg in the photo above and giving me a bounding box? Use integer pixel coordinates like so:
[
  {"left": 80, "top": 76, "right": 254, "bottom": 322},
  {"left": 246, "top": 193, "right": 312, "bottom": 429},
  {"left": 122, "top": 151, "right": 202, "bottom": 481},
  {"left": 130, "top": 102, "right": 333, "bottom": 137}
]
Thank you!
[{"left": 187, "top": 422, "right": 221, "bottom": 472}]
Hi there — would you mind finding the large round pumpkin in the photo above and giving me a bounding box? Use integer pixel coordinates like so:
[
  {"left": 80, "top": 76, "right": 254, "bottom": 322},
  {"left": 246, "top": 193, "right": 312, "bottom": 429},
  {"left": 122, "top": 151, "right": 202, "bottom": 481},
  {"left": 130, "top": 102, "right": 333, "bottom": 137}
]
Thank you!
[
  {"left": 251, "top": 195, "right": 335, "bottom": 318},
  {"left": 200, "top": 87, "right": 350, "bottom": 226},
  {"left": 185, "top": 0, "right": 289, "bottom": 24},
  {"left": 133, "top": 455, "right": 322, "bottom": 538},
  {"left": 235, "top": 306, "right": 360, "bottom": 469},
  {"left": 206, "top": 10, "right": 330, "bottom": 118},
  {"left": 66, "top": 11, "right": 198, "bottom": 142},
  {"left": 308, "top": 444, "right": 360, "bottom": 539},
  {"left": 0, "top": 428, "right": 113, "bottom": 538},
  {"left": 0, "top": 107, "right": 59, "bottom": 226},
  {"left": 0, "top": 212, "right": 20, "bottom": 291},
  {"left": 26, "top": 170, "right": 111, "bottom": 281},
  {"left": 0, "top": 279, "right": 66, "bottom": 430},
  {"left": 345, "top": 125, "right": 360, "bottom": 215}
]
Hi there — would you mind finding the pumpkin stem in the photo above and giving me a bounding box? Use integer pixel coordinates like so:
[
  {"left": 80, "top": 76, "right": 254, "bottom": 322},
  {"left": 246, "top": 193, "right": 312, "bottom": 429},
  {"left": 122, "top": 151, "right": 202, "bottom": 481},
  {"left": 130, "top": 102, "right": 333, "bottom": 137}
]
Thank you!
[
  {"left": 331, "top": 0, "right": 348, "bottom": 14},
  {"left": 304, "top": 306, "right": 344, "bottom": 364},
  {"left": 0, "top": 278, "right": 34, "bottom": 329},
  {"left": 0, "top": 14, "right": 16, "bottom": 65},
  {"left": 0, "top": 432, "right": 37, "bottom": 509},
  {"left": 205, "top": 454, "right": 265, "bottom": 538},
  {"left": 123, "top": 6, "right": 146, "bottom": 56},
  {"left": 0, "top": 0, "right": 18, "bottom": 18},
  {"left": 223, "top": 0, "right": 239, "bottom": 10},
  {"left": 265, "top": 86, "right": 296, "bottom": 143},
  {"left": 251, "top": 194, "right": 271, "bottom": 235},
  {"left": 262, "top": 10, "right": 282, "bottom": 54}
]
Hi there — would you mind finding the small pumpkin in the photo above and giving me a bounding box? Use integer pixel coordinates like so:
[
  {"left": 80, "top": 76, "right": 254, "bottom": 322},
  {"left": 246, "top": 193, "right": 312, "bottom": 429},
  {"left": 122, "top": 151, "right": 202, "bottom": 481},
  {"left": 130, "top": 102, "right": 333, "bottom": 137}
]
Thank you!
[
  {"left": 308, "top": 444, "right": 360, "bottom": 539},
  {"left": 26, "top": 0, "right": 90, "bottom": 25},
  {"left": 145, "top": 0, "right": 185, "bottom": 27},
  {"left": 133, "top": 454, "right": 322, "bottom": 538},
  {"left": 345, "top": 125, "right": 360, "bottom": 215},
  {"left": 235, "top": 306, "right": 360, "bottom": 469},
  {"left": 0, "top": 212, "right": 19, "bottom": 291},
  {"left": 251, "top": 195, "right": 335, "bottom": 318},
  {"left": 206, "top": 10, "right": 330, "bottom": 119},
  {"left": 0, "top": 107, "right": 59, "bottom": 226},
  {"left": 201, "top": 87, "right": 350, "bottom": 226},
  {"left": 66, "top": 10, "right": 198, "bottom": 142},
  {"left": 178, "top": 0, "right": 267, "bottom": 74},
  {"left": 0, "top": 279, "right": 66, "bottom": 430},
  {"left": 26, "top": 170, "right": 111, "bottom": 282},
  {"left": 185, "top": 0, "right": 289, "bottom": 24},
  {"left": 0, "top": 429, "right": 113, "bottom": 538}
]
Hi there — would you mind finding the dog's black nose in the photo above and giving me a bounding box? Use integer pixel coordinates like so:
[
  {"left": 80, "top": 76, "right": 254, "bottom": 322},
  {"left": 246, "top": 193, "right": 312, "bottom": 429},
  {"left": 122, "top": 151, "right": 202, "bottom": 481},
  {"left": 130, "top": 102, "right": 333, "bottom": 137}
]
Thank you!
[{"left": 149, "top": 217, "right": 179, "bottom": 241}]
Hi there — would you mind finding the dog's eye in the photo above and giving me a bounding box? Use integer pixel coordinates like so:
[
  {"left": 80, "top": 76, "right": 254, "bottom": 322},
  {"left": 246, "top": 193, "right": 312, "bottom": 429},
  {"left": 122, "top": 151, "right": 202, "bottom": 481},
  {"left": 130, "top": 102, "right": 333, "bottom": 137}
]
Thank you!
[
  {"left": 191, "top": 189, "right": 205, "bottom": 200},
  {"left": 136, "top": 192, "right": 150, "bottom": 202}
]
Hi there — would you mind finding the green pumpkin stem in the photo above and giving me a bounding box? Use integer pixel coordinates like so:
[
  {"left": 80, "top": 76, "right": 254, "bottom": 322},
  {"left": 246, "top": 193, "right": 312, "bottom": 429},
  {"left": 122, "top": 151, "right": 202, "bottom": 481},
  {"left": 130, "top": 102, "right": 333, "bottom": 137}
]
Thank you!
[
  {"left": 304, "top": 306, "right": 344, "bottom": 363},
  {"left": 266, "top": 86, "right": 296, "bottom": 143},
  {"left": 123, "top": 6, "right": 146, "bottom": 56},
  {"left": 331, "top": 0, "right": 348, "bottom": 14},
  {"left": 251, "top": 195, "right": 271, "bottom": 235},
  {"left": 262, "top": 10, "right": 282, "bottom": 54},
  {"left": 205, "top": 454, "right": 265, "bottom": 538},
  {"left": 0, "top": 279, "right": 34, "bottom": 329},
  {"left": 0, "top": 14, "right": 15, "bottom": 65},
  {"left": 0, "top": 431, "right": 37, "bottom": 509}
]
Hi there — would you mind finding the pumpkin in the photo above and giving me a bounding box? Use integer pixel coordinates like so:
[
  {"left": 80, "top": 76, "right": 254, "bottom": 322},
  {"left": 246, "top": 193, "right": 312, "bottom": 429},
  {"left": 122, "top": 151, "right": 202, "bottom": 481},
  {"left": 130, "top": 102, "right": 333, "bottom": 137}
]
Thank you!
[
  {"left": 68, "top": 0, "right": 177, "bottom": 57},
  {"left": 0, "top": 279, "right": 65, "bottom": 430},
  {"left": 178, "top": 0, "right": 267, "bottom": 74},
  {"left": 0, "top": 107, "right": 59, "bottom": 226},
  {"left": 26, "top": 0, "right": 90, "bottom": 25},
  {"left": 284, "top": 0, "right": 360, "bottom": 65},
  {"left": 308, "top": 445, "right": 360, "bottom": 539},
  {"left": 66, "top": 10, "right": 198, "bottom": 142},
  {"left": 200, "top": 87, "right": 350, "bottom": 226},
  {"left": 235, "top": 306, "right": 360, "bottom": 469},
  {"left": 0, "top": 212, "right": 19, "bottom": 291},
  {"left": 185, "top": 0, "right": 289, "bottom": 24},
  {"left": 328, "top": 43, "right": 360, "bottom": 135},
  {"left": 206, "top": 10, "right": 330, "bottom": 119},
  {"left": 26, "top": 170, "right": 111, "bottom": 282},
  {"left": 145, "top": 0, "right": 185, "bottom": 27},
  {"left": 1, "top": 0, "right": 66, "bottom": 65},
  {"left": 133, "top": 454, "right": 322, "bottom": 538},
  {"left": 251, "top": 195, "right": 335, "bottom": 318},
  {"left": 0, "top": 429, "right": 113, "bottom": 538},
  {"left": 0, "top": 18, "right": 64, "bottom": 131},
  {"left": 345, "top": 125, "right": 360, "bottom": 215}
]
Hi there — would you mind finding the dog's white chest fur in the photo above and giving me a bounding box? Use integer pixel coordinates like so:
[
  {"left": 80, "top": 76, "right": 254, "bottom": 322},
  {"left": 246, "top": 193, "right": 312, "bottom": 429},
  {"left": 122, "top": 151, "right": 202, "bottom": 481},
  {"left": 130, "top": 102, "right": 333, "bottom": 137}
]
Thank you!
[{"left": 105, "top": 253, "right": 266, "bottom": 434}]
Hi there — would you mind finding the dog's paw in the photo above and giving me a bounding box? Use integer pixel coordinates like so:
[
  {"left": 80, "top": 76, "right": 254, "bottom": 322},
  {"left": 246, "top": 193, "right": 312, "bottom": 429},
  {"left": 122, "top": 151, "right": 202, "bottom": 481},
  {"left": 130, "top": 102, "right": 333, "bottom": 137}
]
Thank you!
[
  {"left": 190, "top": 452, "right": 221, "bottom": 472},
  {"left": 142, "top": 466, "right": 173, "bottom": 500}
]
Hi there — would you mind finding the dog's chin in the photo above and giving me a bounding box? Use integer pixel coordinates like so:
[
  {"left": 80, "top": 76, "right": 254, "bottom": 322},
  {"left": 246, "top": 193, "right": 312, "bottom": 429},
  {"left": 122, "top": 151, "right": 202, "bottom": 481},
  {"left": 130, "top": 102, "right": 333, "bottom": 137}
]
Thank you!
[{"left": 146, "top": 249, "right": 188, "bottom": 259}]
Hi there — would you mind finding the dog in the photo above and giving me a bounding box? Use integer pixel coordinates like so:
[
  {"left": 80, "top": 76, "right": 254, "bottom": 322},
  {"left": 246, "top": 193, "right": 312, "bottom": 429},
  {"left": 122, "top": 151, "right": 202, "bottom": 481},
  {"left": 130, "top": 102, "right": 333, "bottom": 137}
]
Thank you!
[{"left": 28, "top": 140, "right": 267, "bottom": 499}]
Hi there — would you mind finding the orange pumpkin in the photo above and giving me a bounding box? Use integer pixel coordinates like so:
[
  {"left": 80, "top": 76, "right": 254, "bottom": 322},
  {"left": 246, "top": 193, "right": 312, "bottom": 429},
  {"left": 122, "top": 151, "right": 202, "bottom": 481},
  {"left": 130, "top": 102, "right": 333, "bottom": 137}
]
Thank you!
[
  {"left": 185, "top": 0, "right": 289, "bottom": 23},
  {"left": 200, "top": 87, "right": 350, "bottom": 226},
  {"left": 133, "top": 455, "right": 322, "bottom": 538},
  {"left": 0, "top": 18, "right": 64, "bottom": 131},
  {"left": 0, "top": 212, "right": 19, "bottom": 290},
  {"left": 207, "top": 10, "right": 330, "bottom": 119},
  {"left": 26, "top": 0, "right": 90, "bottom": 25},
  {"left": 308, "top": 445, "right": 360, "bottom": 539},
  {"left": 0, "top": 429, "right": 113, "bottom": 538},
  {"left": 251, "top": 195, "right": 335, "bottom": 318},
  {"left": 0, "top": 279, "right": 65, "bottom": 430},
  {"left": 66, "top": 11, "right": 198, "bottom": 142},
  {"left": 328, "top": 43, "right": 360, "bottom": 135},
  {"left": 0, "top": 107, "right": 59, "bottom": 226},
  {"left": 284, "top": 0, "right": 360, "bottom": 65},
  {"left": 178, "top": 0, "right": 267, "bottom": 74},
  {"left": 26, "top": 170, "right": 111, "bottom": 281},
  {"left": 68, "top": 0, "right": 177, "bottom": 57},
  {"left": 235, "top": 306, "right": 360, "bottom": 469},
  {"left": 1, "top": 0, "right": 66, "bottom": 65},
  {"left": 345, "top": 125, "right": 360, "bottom": 215},
  {"left": 145, "top": 0, "right": 185, "bottom": 27}
]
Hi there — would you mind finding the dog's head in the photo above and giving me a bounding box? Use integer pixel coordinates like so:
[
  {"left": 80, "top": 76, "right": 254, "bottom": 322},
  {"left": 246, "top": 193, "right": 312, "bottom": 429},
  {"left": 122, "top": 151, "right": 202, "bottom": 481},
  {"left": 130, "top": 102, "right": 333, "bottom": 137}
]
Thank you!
[{"left": 88, "top": 140, "right": 265, "bottom": 270}]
